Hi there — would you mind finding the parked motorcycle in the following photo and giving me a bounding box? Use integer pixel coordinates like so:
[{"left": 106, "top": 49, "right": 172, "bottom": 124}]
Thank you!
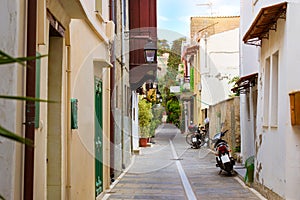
[
  {"left": 186, "top": 124, "right": 206, "bottom": 149},
  {"left": 212, "top": 130, "right": 235, "bottom": 175}
]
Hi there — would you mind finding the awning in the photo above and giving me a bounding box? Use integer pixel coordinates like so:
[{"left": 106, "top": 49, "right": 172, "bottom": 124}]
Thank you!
[
  {"left": 129, "top": 64, "right": 157, "bottom": 90},
  {"left": 231, "top": 73, "right": 258, "bottom": 93},
  {"left": 182, "top": 45, "right": 199, "bottom": 60},
  {"left": 243, "top": 2, "right": 287, "bottom": 46}
]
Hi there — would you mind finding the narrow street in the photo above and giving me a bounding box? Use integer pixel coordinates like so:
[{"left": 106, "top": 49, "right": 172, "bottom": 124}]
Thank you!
[{"left": 104, "top": 124, "right": 262, "bottom": 200}]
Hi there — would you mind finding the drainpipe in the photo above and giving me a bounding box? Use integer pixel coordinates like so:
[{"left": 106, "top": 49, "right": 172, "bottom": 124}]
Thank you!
[
  {"left": 24, "top": 0, "right": 37, "bottom": 199},
  {"left": 120, "top": 0, "right": 125, "bottom": 170},
  {"left": 66, "top": 44, "right": 71, "bottom": 199},
  {"left": 109, "top": 0, "right": 116, "bottom": 182}
]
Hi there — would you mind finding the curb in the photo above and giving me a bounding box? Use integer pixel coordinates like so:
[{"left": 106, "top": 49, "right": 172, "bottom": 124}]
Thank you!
[{"left": 101, "top": 155, "right": 136, "bottom": 200}]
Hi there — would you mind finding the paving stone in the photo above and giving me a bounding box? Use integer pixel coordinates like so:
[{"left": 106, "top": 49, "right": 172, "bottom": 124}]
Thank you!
[{"left": 107, "top": 124, "right": 262, "bottom": 200}]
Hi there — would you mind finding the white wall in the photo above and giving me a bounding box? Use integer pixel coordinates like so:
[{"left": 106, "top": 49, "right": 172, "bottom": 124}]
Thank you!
[
  {"left": 0, "top": 0, "right": 25, "bottom": 199},
  {"left": 239, "top": 0, "right": 260, "bottom": 164},
  {"left": 200, "top": 28, "right": 239, "bottom": 108},
  {"left": 283, "top": 2, "right": 300, "bottom": 199},
  {"left": 254, "top": 1, "right": 300, "bottom": 199},
  {"left": 132, "top": 91, "right": 139, "bottom": 151}
]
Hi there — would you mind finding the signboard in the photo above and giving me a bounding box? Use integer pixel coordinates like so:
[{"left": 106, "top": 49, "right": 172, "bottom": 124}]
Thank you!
[{"left": 170, "top": 86, "right": 181, "bottom": 93}]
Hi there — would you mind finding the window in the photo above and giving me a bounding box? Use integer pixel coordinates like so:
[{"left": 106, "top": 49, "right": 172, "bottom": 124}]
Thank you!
[
  {"left": 128, "top": 86, "right": 131, "bottom": 116},
  {"left": 95, "top": 0, "right": 102, "bottom": 14},
  {"left": 263, "top": 51, "right": 279, "bottom": 127},
  {"left": 35, "top": 52, "right": 41, "bottom": 128},
  {"left": 263, "top": 57, "right": 270, "bottom": 126},
  {"left": 270, "top": 51, "right": 278, "bottom": 126},
  {"left": 124, "top": 85, "right": 127, "bottom": 116},
  {"left": 246, "top": 93, "right": 251, "bottom": 121},
  {"left": 115, "top": 86, "right": 118, "bottom": 109},
  {"left": 123, "top": 0, "right": 126, "bottom": 26}
]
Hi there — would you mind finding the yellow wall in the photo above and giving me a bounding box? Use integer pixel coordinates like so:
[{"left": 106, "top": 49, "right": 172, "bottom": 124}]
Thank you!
[
  {"left": 69, "top": 18, "right": 111, "bottom": 199},
  {"left": 33, "top": 0, "right": 112, "bottom": 199}
]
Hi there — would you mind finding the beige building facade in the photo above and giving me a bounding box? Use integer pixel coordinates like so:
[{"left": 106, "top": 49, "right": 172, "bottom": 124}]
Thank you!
[
  {"left": 0, "top": 0, "right": 114, "bottom": 199},
  {"left": 190, "top": 16, "right": 240, "bottom": 42}
]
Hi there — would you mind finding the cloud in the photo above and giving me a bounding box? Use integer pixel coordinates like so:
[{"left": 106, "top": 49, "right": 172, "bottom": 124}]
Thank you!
[
  {"left": 158, "top": 15, "right": 169, "bottom": 21},
  {"left": 213, "top": 4, "right": 240, "bottom": 16},
  {"left": 178, "top": 15, "right": 190, "bottom": 23}
]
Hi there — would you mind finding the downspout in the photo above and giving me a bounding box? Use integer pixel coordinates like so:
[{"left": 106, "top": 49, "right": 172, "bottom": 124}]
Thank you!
[
  {"left": 66, "top": 44, "right": 71, "bottom": 199},
  {"left": 109, "top": 0, "right": 116, "bottom": 182},
  {"left": 24, "top": 0, "right": 37, "bottom": 199},
  {"left": 120, "top": 0, "right": 125, "bottom": 169}
]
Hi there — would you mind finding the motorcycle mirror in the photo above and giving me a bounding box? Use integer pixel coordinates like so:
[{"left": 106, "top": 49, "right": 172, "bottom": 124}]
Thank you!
[{"left": 221, "top": 130, "right": 229, "bottom": 137}]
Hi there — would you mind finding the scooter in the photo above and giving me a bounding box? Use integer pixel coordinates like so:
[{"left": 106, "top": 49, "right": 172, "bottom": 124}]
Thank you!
[
  {"left": 212, "top": 130, "right": 235, "bottom": 175},
  {"left": 186, "top": 124, "right": 204, "bottom": 149}
]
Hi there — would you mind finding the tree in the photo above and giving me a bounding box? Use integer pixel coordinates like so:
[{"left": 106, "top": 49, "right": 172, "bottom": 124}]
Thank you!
[
  {"left": 166, "top": 95, "right": 181, "bottom": 128},
  {"left": 170, "top": 37, "right": 186, "bottom": 56},
  {"left": 157, "top": 39, "right": 170, "bottom": 53},
  {"left": 156, "top": 38, "right": 185, "bottom": 128}
]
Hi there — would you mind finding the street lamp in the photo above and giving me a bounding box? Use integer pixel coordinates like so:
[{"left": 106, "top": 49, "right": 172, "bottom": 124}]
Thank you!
[{"left": 144, "top": 38, "right": 157, "bottom": 63}]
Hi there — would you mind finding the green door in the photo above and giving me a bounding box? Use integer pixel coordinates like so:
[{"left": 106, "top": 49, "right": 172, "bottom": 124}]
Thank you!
[{"left": 94, "top": 78, "right": 103, "bottom": 196}]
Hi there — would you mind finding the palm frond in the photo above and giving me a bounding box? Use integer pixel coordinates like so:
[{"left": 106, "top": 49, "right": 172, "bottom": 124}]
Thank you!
[
  {"left": 0, "top": 125, "right": 33, "bottom": 146},
  {"left": 0, "top": 95, "right": 57, "bottom": 103},
  {"left": 0, "top": 50, "right": 47, "bottom": 66}
]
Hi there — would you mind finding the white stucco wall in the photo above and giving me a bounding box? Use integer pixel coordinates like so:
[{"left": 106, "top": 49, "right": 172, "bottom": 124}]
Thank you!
[
  {"left": 282, "top": 3, "right": 300, "bottom": 199},
  {"left": 239, "top": 0, "right": 260, "bottom": 164},
  {"left": 200, "top": 28, "right": 239, "bottom": 108},
  {"left": 0, "top": 0, "right": 25, "bottom": 199},
  {"left": 132, "top": 91, "right": 139, "bottom": 151},
  {"left": 253, "top": 2, "right": 300, "bottom": 199}
]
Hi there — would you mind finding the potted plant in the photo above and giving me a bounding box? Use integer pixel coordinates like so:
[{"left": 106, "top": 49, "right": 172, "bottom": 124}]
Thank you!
[
  {"left": 139, "top": 126, "right": 151, "bottom": 147},
  {"left": 138, "top": 98, "right": 153, "bottom": 147}
]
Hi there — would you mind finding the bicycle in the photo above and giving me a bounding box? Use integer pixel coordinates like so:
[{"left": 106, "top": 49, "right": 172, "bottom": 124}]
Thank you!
[
  {"left": 185, "top": 132, "right": 194, "bottom": 145},
  {"left": 186, "top": 125, "right": 209, "bottom": 148}
]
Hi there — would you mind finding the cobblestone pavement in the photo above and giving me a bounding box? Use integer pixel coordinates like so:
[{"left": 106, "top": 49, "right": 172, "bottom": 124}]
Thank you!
[{"left": 105, "top": 124, "right": 263, "bottom": 200}]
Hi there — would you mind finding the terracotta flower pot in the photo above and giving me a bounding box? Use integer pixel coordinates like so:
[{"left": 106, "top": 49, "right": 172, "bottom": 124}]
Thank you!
[{"left": 139, "top": 138, "right": 148, "bottom": 147}]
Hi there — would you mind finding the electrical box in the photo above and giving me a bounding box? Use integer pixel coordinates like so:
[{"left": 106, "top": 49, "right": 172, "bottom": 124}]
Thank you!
[
  {"left": 71, "top": 98, "right": 78, "bottom": 129},
  {"left": 289, "top": 91, "right": 300, "bottom": 126}
]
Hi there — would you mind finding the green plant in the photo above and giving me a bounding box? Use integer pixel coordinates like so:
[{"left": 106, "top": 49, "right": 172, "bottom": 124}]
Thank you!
[
  {"left": 166, "top": 96, "right": 181, "bottom": 127},
  {"left": 149, "top": 105, "right": 164, "bottom": 137},
  {"left": 138, "top": 98, "right": 153, "bottom": 138},
  {"left": 228, "top": 76, "right": 240, "bottom": 97},
  {"left": 0, "top": 50, "right": 47, "bottom": 145}
]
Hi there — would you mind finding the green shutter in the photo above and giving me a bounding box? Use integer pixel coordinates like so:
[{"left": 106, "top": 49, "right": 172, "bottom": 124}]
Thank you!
[
  {"left": 35, "top": 52, "right": 41, "bottom": 128},
  {"left": 94, "top": 78, "right": 103, "bottom": 196},
  {"left": 190, "top": 67, "right": 194, "bottom": 92},
  {"left": 71, "top": 98, "right": 78, "bottom": 129}
]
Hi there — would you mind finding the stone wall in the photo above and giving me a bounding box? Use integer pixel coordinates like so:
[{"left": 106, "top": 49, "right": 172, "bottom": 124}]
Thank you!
[
  {"left": 208, "top": 97, "right": 240, "bottom": 155},
  {"left": 190, "top": 16, "right": 240, "bottom": 41}
]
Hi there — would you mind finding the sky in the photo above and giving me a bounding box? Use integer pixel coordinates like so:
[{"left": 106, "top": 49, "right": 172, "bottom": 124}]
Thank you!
[{"left": 157, "top": 0, "right": 240, "bottom": 42}]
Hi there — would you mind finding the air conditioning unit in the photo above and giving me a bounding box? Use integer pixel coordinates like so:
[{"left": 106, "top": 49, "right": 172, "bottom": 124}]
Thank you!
[{"left": 106, "top": 20, "right": 115, "bottom": 42}]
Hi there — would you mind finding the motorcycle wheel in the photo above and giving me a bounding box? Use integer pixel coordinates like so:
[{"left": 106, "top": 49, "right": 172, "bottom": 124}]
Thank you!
[
  {"left": 224, "top": 162, "right": 233, "bottom": 175},
  {"left": 192, "top": 142, "right": 200, "bottom": 149},
  {"left": 185, "top": 132, "right": 194, "bottom": 145}
]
